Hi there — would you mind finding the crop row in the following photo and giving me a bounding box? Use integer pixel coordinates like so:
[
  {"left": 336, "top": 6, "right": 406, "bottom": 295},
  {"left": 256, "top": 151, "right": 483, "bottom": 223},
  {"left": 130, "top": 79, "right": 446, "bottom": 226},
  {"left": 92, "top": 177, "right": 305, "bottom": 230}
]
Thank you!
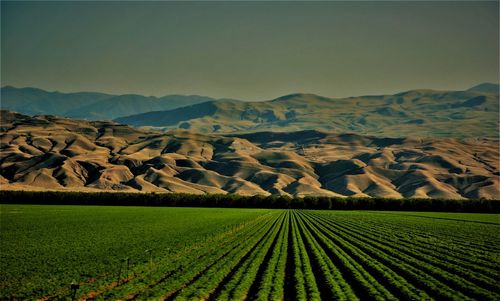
[{"left": 7, "top": 208, "right": 499, "bottom": 301}]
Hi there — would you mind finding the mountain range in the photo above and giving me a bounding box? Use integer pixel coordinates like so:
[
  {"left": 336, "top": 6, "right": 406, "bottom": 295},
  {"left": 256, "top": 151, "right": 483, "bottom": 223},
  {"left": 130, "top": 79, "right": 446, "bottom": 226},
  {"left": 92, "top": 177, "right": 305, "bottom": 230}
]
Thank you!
[
  {"left": 2, "top": 84, "right": 498, "bottom": 138},
  {"left": 1, "top": 110, "right": 498, "bottom": 199},
  {"left": 0, "top": 86, "right": 214, "bottom": 120},
  {"left": 116, "top": 86, "right": 499, "bottom": 138}
]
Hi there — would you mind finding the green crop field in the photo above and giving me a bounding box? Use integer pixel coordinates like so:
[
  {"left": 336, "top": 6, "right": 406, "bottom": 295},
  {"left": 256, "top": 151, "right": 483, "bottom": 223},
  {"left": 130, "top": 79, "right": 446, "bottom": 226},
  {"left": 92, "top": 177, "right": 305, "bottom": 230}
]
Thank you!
[{"left": 1, "top": 206, "right": 499, "bottom": 300}]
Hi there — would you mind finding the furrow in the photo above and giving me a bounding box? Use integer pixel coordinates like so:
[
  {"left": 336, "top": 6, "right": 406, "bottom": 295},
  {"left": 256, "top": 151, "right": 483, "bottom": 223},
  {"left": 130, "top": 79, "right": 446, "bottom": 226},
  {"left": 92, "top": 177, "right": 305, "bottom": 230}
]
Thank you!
[
  {"left": 168, "top": 212, "right": 283, "bottom": 301},
  {"left": 306, "top": 212, "right": 496, "bottom": 300}
]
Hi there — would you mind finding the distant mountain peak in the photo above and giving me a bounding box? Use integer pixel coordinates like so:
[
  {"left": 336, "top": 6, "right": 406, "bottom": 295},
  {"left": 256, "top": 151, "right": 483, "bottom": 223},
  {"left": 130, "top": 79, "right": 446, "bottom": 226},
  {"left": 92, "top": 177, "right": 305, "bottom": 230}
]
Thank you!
[
  {"left": 270, "top": 93, "right": 330, "bottom": 102},
  {"left": 467, "top": 83, "right": 499, "bottom": 94}
]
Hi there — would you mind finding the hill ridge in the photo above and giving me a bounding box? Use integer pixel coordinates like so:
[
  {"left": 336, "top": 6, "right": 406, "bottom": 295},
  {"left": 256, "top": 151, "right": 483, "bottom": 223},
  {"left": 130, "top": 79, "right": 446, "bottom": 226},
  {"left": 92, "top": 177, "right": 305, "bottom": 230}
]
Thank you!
[
  {"left": 1, "top": 110, "right": 498, "bottom": 199},
  {"left": 0, "top": 86, "right": 217, "bottom": 121},
  {"left": 2, "top": 84, "right": 499, "bottom": 138},
  {"left": 115, "top": 87, "right": 498, "bottom": 138}
]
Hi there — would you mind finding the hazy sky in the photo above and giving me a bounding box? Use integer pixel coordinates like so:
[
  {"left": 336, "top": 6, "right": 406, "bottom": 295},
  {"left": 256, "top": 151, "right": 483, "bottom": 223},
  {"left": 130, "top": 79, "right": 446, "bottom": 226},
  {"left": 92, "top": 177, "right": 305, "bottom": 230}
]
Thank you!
[{"left": 1, "top": 1, "right": 498, "bottom": 100}]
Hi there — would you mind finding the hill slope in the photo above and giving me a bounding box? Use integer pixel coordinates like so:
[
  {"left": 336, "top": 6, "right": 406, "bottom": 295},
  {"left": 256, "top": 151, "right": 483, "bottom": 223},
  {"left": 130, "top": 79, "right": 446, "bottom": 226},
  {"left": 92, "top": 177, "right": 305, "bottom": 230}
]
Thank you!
[
  {"left": 2, "top": 111, "right": 498, "bottom": 199},
  {"left": 115, "top": 87, "right": 499, "bottom": 138}
]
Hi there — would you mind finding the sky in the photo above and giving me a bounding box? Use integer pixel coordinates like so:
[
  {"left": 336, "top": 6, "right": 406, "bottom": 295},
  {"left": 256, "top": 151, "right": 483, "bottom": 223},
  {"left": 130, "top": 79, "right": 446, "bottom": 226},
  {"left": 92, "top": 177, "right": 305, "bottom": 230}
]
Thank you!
[{"left": 1, "top": 1, "right": 499, "bottom": 101}]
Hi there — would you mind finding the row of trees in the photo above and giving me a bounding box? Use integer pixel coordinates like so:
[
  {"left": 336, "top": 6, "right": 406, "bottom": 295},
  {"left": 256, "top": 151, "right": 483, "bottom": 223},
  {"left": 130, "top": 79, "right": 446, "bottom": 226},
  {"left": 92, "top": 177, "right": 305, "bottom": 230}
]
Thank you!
[{"left": 0, "top": 190, "right": 498, "bottom": 212}]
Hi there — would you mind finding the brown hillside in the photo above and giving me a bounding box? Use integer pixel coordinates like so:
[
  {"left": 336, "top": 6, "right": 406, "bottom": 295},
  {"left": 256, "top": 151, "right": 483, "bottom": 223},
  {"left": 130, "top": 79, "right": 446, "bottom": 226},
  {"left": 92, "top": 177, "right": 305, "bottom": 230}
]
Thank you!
[{"left": 1, "top": 110, "right": 498, "bottom": 199}]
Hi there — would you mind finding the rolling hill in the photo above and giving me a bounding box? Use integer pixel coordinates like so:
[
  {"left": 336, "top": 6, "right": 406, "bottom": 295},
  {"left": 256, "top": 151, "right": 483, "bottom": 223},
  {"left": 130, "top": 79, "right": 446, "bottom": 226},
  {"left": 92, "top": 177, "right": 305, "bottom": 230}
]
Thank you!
[
  {"left": 1, "top": 110, "right": 498, "bottom": 199},
  {"left": 115, "top": 86, "right": 499, "bottom": 138},
  {"left": 0, "top": 86, "right": 214, "bottom": 120},
  {"left": 3, "top": 84, "right": 497, "bottom": 138}
]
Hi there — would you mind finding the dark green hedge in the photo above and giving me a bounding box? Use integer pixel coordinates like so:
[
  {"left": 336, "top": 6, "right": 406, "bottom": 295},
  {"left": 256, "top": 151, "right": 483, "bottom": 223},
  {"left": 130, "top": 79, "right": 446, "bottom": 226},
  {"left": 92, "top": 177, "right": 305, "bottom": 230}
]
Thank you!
[{"left": 0, "top": 190, "right": 498, "bottom": 212}]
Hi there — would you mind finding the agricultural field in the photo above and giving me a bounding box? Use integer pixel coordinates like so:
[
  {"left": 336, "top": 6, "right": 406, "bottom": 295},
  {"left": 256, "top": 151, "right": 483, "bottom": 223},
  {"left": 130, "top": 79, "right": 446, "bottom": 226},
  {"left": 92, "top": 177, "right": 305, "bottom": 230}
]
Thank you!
[{"left": 1, "top": 206, "right": 499, "bottom": 300}]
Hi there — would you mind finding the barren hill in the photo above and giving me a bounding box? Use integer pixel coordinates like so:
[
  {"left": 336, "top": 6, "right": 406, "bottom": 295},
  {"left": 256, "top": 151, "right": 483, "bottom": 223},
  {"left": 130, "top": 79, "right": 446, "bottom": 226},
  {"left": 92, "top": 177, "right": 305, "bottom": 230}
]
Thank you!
[
  {"left": 1, "top": 111, "right": 498, "bottom": 199},
  {"left": 115, "top": 87, "right": 499, "bottom": 139}
]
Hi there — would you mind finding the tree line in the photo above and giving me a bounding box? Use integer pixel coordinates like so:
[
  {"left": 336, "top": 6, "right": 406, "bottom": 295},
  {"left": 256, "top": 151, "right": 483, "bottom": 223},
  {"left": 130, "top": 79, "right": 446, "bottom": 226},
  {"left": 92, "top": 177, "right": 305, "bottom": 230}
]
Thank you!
[{"left": 0, "top": 190, "right": 498, "bottom": 212}]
